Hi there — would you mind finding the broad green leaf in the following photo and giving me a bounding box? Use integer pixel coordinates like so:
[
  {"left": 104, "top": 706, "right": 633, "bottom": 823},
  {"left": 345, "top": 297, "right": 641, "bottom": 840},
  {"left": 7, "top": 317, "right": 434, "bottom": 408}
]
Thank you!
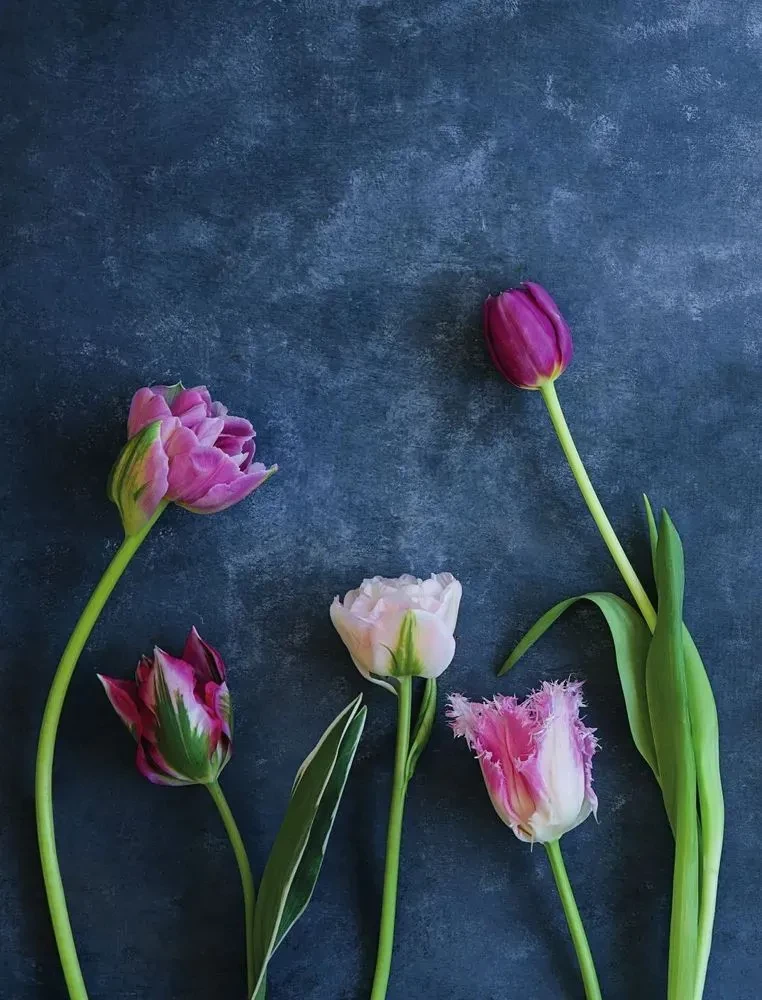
[
  {"left": 643, "top": 501, "right": 724, "bottom": 999},
  {"left": 646, "top": 512, "right": 698, "bottom": 997},
  {"left": 250, "top": 696, "right": 366, "bottom": 998},
  {"left": 500, "top": 592, "right": 658, "bottom": 778},
  {"left": 406, "top": 678, "right": 436, "bottom": 782}
]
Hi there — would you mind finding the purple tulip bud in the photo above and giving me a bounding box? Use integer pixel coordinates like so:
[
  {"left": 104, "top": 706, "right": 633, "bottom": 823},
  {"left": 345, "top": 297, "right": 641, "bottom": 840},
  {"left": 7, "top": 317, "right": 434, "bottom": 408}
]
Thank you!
[
  {"left": 98, "top": 628, "right": 233, "bottom": 786},
  {"left": 108, "top": 382, "right": 277, "bottom": 535},
  {"left": 483, "top": 282, "right": 573, "bottom": 390}
]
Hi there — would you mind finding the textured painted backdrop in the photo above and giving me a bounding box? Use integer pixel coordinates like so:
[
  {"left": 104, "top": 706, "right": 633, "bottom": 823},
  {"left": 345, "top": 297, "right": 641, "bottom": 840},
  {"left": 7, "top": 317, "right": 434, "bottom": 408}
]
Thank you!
[{"left": 2, "top": 1, "right": 760, "bottom": 997}]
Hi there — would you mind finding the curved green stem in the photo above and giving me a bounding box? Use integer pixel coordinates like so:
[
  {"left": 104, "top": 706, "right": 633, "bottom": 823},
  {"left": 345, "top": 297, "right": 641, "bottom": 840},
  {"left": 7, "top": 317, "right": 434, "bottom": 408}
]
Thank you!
[
  {"left": 539, "top": 381, "right": 722, "bottom": 999},
  {"left": 34, "top": 505, "right": 166, "bottom": 1000},
  {"left": 369, "top": 677, "right": 412, "bottom": 1000},
  {"left": 539, "top": 382, "right": 657, "bottom": 630},
  {"left": 207, "top": 781, "right": 258, "bottom": 999},
  {"left": 545, "top": 840, "right": 602, "bottom": 1000}
]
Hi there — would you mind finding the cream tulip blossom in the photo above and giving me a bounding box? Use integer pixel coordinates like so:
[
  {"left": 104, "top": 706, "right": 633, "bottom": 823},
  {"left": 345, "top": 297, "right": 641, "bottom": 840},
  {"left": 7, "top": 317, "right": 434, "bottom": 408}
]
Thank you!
[{"left": 330, "top": 573, "right": 462, "bottom": 686}]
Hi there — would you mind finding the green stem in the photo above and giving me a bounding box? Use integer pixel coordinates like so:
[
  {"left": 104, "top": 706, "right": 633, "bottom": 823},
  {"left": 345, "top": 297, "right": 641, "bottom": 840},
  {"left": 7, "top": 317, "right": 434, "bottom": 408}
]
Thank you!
[
  {"left": 540, "top": 382, "right": 722, "bottom": 999},
  {"left": 539, "top": 382, "right": 657, "bottom": 630},
  {"left": 545, "top": 840, "right": 602, "bottom": 1000},
  {"left": 207, "top": 781, "right": 259, "bottom": 999},
  {"left": 34, "top": 504, "right": 166, "bottom": 1000},
  {"left": 369, "top": 677, "right": 412, "bottom": 1000}
]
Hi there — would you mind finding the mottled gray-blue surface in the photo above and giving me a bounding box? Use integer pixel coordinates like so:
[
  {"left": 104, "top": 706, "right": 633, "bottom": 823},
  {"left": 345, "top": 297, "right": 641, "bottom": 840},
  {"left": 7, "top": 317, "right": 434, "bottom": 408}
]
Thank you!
[{"left": 2, "top": 0, "right": 760, "bottom": 997}]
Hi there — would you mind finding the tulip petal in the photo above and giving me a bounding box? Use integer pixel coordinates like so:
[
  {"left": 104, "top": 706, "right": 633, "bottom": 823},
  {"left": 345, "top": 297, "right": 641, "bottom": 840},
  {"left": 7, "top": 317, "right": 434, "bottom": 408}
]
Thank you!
[
  {"left": 178, "top": 462, "right": 276, "bottom": 514},
  {"left": 182, "top": 626, "right": 227, "bottom": 684},
  {"left": 166, "top": 446, "right": 239, "bottom": 504},
  {"left": 127, "top": 387, "right": 173, "bottom": 438},
  {"left": 150, "top": 647, "right": 222, "bottom": 782},
  {"left": 523, "top": 281, "right": 574, "bottom": 369},
  {"left": 330, "top": 598, "right": 375, "bottom": 679},
  {"left": 373, "top": 609, "right": 455, "bottom": 679},
  {"left": 107, "top": 420, "right": 169, "bottom": 535},
  {"left": 169, "top": 387, "right": 213, "bottom": 429},
  {"left": 136, "top": 742, "right": 192, "bottom": 786},
  {"left": 434, "top": 573, "right": 462, "bottom": 633},
  {"left": 97, "top": 675, "right": 142, "bottom": 738}
]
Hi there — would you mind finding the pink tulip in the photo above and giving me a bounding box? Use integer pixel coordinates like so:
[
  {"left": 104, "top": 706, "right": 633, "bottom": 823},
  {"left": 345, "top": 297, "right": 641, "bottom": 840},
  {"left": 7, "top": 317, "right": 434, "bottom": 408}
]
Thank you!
[
  {"left": 447, "top": 680, "right": 597, "bottom": 843},
  {"left": 98, "top": 627, "right": 233, "bottom": 786},
  {"left": 108, "top": 382, "right": 276, "bottom": 533}
]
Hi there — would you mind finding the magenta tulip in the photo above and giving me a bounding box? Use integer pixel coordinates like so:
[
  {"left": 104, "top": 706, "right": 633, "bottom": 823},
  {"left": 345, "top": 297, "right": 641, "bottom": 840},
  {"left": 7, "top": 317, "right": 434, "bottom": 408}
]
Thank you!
[
  {"left": 483, "top": 282, "right": 573, "bottom": 390},
  {"left": 448, "top": 680, "right": 597, "bottom": 843},
  {"left": 108, "top": 382, "right": 276, "bottom": 534},
  {"left": 98, "top": 627, "right": 233, "bottom": 786}
]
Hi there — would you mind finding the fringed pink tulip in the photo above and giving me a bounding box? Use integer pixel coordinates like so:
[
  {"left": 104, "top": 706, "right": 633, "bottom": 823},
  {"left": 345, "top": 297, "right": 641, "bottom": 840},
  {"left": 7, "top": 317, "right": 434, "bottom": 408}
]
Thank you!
[
  {"left": 98, "top": 627, "right": 233, "bottom": 786},
  {"left": 109, "top": 381, "right": 277, "bottom": 534},
  {"left": 448, "top": 680, "right": 597, "bottom": 843}
]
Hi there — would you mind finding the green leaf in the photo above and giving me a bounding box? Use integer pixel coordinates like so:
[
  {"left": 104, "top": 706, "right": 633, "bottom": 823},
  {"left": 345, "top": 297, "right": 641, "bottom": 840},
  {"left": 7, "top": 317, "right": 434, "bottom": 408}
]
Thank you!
[
  {"left": 643, "top": 494, "right": 659, "bottom": 578},
  {"left": 646, "top": 512, "right": 698, "bottom": 998},
  {"left": 406, "top": 678, "right": 436, "bottom": 782},
  {"left": 250, "top": 696, "right": 366, "bottom": 998},
  {"left": 644, "top": 505, "right": 724, "bottom": 999},
  {"left": 500, "top": 592, "right": 658, "bottom": 778}
]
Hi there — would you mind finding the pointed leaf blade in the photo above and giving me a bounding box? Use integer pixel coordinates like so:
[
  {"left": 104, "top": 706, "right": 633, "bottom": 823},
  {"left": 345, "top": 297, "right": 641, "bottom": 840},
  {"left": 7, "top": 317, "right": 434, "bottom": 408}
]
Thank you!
[
  {"left": 501, "top": 592, "right": 657, "bottom": 777},
  {"left": 645, "top": 512, "right": 699, "bottom": 993},
  {"left": 250, "top": 696, "right": 366, "bottom": 998}
]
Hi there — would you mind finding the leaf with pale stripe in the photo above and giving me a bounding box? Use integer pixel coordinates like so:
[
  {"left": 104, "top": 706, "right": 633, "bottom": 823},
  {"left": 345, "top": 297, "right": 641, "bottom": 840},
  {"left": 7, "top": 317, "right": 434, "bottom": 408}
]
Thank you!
[{"left": 250, "top": 695, "right": 366, "bottom": 998}]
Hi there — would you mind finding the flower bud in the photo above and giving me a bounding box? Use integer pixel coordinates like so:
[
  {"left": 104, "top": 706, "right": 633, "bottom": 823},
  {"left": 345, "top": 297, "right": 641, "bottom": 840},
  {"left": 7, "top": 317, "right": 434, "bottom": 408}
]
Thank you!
[
  {"left": 108, "top": 382, "right": 277, "bottom": 535},
  {"left": 98, "top": 627, "right": 233, "bottom": 786},
  {"left": 483, "top": 282, "right": 573, "bottom": 389},
  {"left": 448, "top": 680, "right": 597, "bottom": 843},
  {"left": 330, "top": 573, "right": 462, "bottom": 685}
]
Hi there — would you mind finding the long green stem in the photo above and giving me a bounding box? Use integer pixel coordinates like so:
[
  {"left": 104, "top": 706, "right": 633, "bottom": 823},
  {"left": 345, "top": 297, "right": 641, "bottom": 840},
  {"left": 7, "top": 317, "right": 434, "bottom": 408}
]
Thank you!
[
  {"left": 545, "top": 839, "right": 602, "bottom": 1000},
  {"left": 539, "top": 382, "right": 656, "bottom": 629},
  {"left": 369, "top": 677, "right": 412, "bottom": 1000},
  {"left": 207, "top": 781, "right": 259, "bottom": 999},
  {"left": 34, "top": 505, "right": 165, "bottom": 1000},
  {"left": 540, "top": 381, "right": 722, "bottom": 999}
]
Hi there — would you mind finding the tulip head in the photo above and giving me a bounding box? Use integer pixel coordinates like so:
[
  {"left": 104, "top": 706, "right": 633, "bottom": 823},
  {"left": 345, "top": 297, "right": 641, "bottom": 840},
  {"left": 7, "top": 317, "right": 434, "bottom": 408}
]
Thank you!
[
  {"left": 98, "top": 627, "right": 233, "bottom": 786},
  {"left": 108, "top": 382, "right": 277, "bottom": 535},
  {"left": 448, "top": 680, "right": 597, "bottom": 843},
  {"left": 483, "top": 282, "right": 573, "bottom": 390},
  {"left": 330, "top": 573, "right": 462, "bottom": 687}
]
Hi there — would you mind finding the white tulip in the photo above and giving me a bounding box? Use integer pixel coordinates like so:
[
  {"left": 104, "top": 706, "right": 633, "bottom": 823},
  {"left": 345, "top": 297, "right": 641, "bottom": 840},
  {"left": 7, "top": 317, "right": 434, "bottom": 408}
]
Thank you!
[{"left": 330, "top": 573, "right": 462, "bottom": 686}]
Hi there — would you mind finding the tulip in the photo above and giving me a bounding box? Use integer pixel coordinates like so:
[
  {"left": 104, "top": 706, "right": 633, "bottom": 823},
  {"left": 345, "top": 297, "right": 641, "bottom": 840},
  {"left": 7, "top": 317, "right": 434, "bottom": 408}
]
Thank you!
[
  {"left": 483, "top": 282, "right": 573, "bottom": 389},
  {"left": 449, "top": 680, "right": 602, "bottom": 1000},
  {"left": 109, "top": 382, "right": 277, "bottom": 535},
  {"left": 331, "top": 572, "right": 462, "bottom": 1000},
  {"left": 448, "top": 680, "right": 597, "bottom": 843},
  {"left": 98, "top": 627, "right": 232, "bottom": 786},
  {"left": 330, "top": 573, "right": 462, "bottom": 685}
]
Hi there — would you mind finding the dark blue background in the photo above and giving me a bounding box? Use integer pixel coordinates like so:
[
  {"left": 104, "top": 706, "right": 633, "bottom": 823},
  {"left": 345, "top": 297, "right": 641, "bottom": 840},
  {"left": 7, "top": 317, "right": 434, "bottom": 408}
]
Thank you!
[{"left": 2, "top": 1, "right": 759, "bottom": 997}]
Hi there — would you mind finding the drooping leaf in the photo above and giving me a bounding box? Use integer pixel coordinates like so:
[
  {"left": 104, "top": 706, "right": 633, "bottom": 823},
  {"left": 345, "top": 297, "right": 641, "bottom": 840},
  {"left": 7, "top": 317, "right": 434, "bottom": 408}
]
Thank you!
[
  {"left": 250, "top": 696, "right": 366, "bottom": 999},
  {"left": 500, "top": 592, "right": 658, "bottom": 778},
  {"left": 406, "top": 678, "right": 436, "bottom": 782},
  {"left": 646, "top": 512, "right": 698, "bottom": 997}
]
